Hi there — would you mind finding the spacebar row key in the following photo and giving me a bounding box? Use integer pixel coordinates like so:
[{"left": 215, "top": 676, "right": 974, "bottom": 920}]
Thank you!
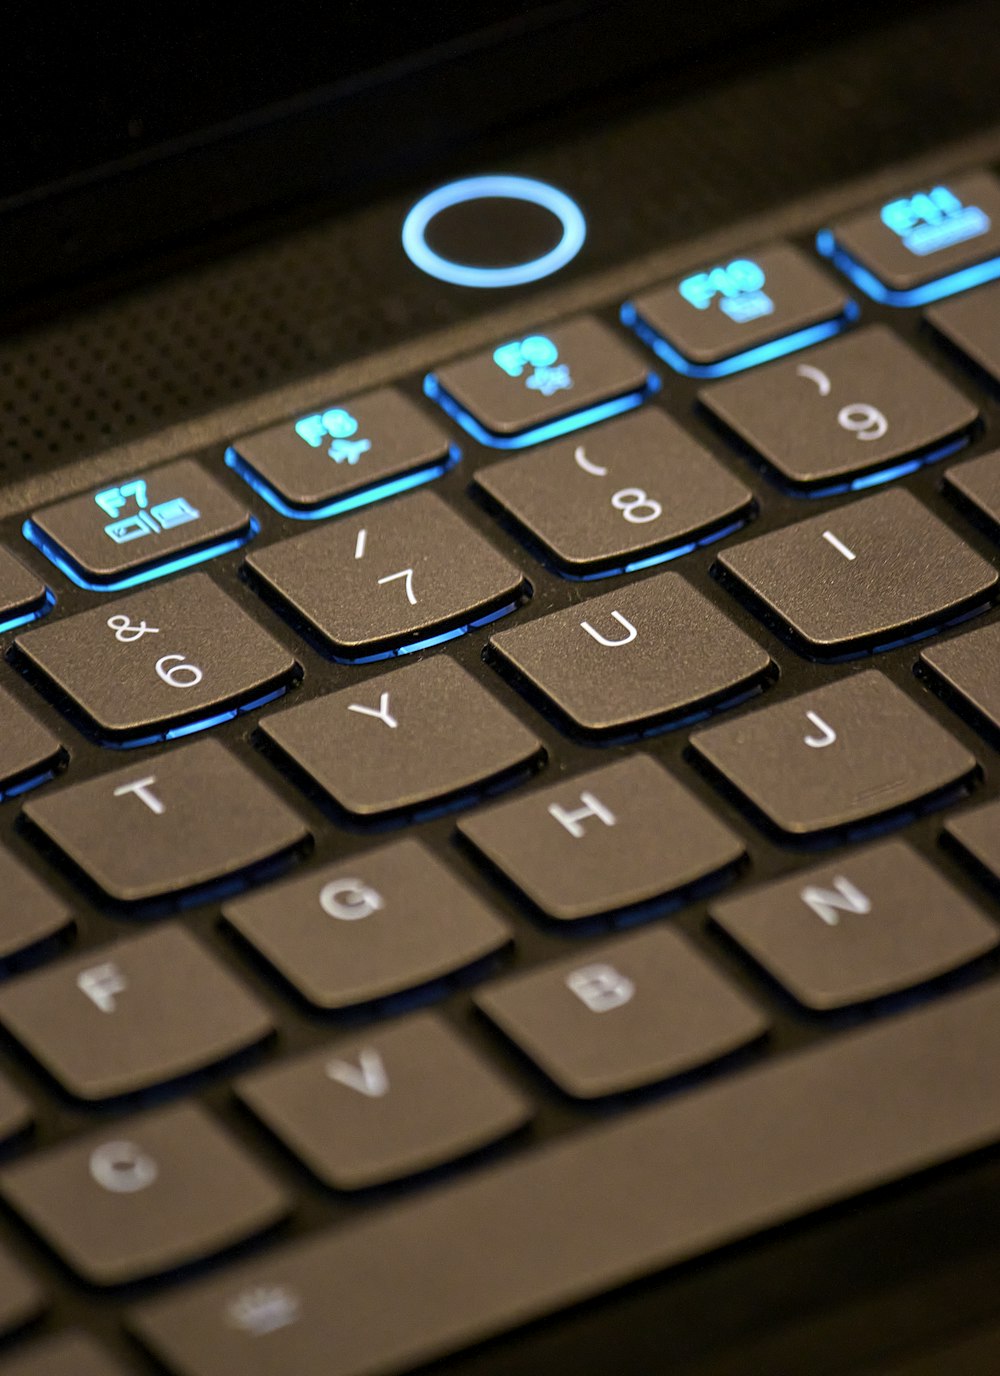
[{"left": 133, "top": 979, "right": 1000, "bottom": 1376}]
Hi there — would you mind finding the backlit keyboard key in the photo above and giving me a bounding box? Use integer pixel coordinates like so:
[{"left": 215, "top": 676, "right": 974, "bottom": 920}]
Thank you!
[
  {"left": 227, "top": 387, "right": 455, "bottom": 517},
  {"left": 260, "top": 656, "right": 541, "bottom": 817},
  {"left": 246, "top": 490, "right": 525, "bottom": 660},
  {"left": 0, "top": 687, "right": 64, "bottom": 794},
  {"left": 0, "top": 547, "right": 50, "bottom": 630},
  {"left": 701, "top": 325, "right": 977, "bottom": 489},
  {"left": 716, "top": 488, "right": 996, "bottom": 655},
  {"left": 459, "top": 754, "right": 744, "bottom": 921},
  {"left": 475, "top": 408, "right": 752, "bottom": 575},
  {"left": 16, "top": 572, "right": 297, "bottom": 743},
  {"left": 712, "top": 840, "right": 997, "bottom": 1009},
  {"left": 237, "top": 1012, "right": 530, "bottom": 1189},
  {"left": 23, "top": 739, "right": 308, "bottom": 903},
  {"left": 0, "top": 924, "right": 272, "bottom": 1099},
  {"left": 944, "top": 447, "right": 1000, "bottom": 537},
  {"left": 489, "top": 572, "right": 770, "bottom": 734},
  {"left": 945, "top": 798, "right": 1000, "bottom": 889},
  {"left": 626, "top": 242, "right": 852, "bottom": 374},
  {"left": 477, "top": 926, "right": 766, "bottom": 1097},
  {"left": 428, "top": 316, "right": 651, "bottom": 444},
  {"left": 24, "top": 459, "right": 253, "bottom": 590},
  {"left": 824, "top": 171, "right": 1000, "bottom": 301},
  {"left": 224, "top": 839, "right": 510, "bottom": 1008},
  {"left": 921, "top": 620, "right": 1000, "bottom": 741},
  {"left": 1, "top": 1102, "right": 288, "bottom": 1284},
  {"left": 691, "top": 671, "right": 975, "bottom": 837}
]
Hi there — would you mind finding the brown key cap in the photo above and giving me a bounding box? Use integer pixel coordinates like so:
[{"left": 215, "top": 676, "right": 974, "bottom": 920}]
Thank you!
[
  {"left": 691, "top": 671, "right": 976, "bottom": 837},
  {"left": 132, "top": 980, "right": 1000, "bottom": 1376},
  {"left": 716, "top": 488, "right": 997, "bottom": 656},
  {"left": 238, "top": 1012, "right": 530, "bottom": 1189},
  {"left": 0, "top": 1332, "right": 134, "bottom": 1376},
  {"left": 946, "top": 798, "right": 1000, "bottom": 889},
  {"left": 259, "top": 656, "right": 541, "bottom": 817},
  {"left": 712, "top": 839, "right": 998, "bottom": 1009},
  {"left": 224, "top": 839, "right": 510, "bottom": 1008},
  {"left": 0, "top": 847, "right": 72, "bottom": 959},
  {"left": 0, "top": 1239, "right": 45, "bottom": 1339},
  {"left": 489, "top": 572, "right": 770, "bottom": 734},
  {"left": 0, "top": 1068, "right": 31, "bottom": 1143},
  {"left": 22, "top": 739, "right": 308, "bottom": 902},
  {"left": 1, "top": 1102, "right": 289, "bottom": 1284},
  {"left": 0, "top": 924, "right": 272, "bottom": 1099},
  {"left": 921, "top": 619, "right": 1000, "bottom": 741},
  {"left": 0, "top": 546, "right": 50, "bottom": 631},
  {"left": 477, "top": 925, "right": 766, "bottom": 1097},
  {"left": 0, "top": 687, "right": 64, "bottom": 795},
  {"left": 459, "top": 754, "right": 744, "bottom": 921}
]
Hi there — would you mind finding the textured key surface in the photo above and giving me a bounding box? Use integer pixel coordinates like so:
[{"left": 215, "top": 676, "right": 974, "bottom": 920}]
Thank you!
[
  {"left": 921, "top": 620, "right": 1000, "bottom": 739},
  {"left": 16, "top": 572, "right": 297, "bottom": 741},
  {"left": 260, "top": 656, "right": 541, "bottom": 816},
  {"left": 490, "top": 572, "right": 770, "bottom": 733},
  {"left": 225, "top": 839, "right": 509, "bottom": 1007},
  {"left": 631, "top": 242, "right": 850, "bottom": 365},
  {"left": 0, "top": 924, "right": 272, "bottom": 1099},
  {"left": 0, "top": 687, "right": 64, "bottom": 793},
  {"left": 713, "top": 840, "right": 998, "bottom": 1008},
  {"left": 0, "top": 1332, "right": 134, "bottom": 1376},
  {"left": 133, "top": 980, "right": 1000, "bottom": 1376},
  {"left": 431, "top": 316, "right": 649, "bottom": 437},
  {"left": 475, "top": 408, "right": 752, "bottom": 574},
  {"left": 701, "top": 325, "right": 977, "bottom": 487},
  {"left": 929, "top": 279, "right": 1000, "bottom": 384},
  {"left": 23, "top": 739, "right": 308, "bottom": 901},
  {"left": 692, "top": 671, "right": 976, "bottom": 836},
  {"left": 831, "top": 171, "right": 1000, "bottom": 291},
  {"left": 27, "top": 459, "right": 252, "bottom": 585},
  {"left": 0, "top": 1239, "right": 45, "bottom": 1338},
  {"left": 478, "top": 925, "right": 766, "bottom": 1097},
  {"left": 238, "top": 1012, "right": 530, "bottom": 1189},
  {"left": 1, "top": 1103, "right": 289, "bottom": 1284},
  {"left": 944, "top": 447, "right": 1000, "bottom": 536},
  {"left": 717, "top": 488, "right": 997, "bottom": 654},
  {"left": 460, "top": 754, "right": 744, "bottom": 920},
  {"left": 0, "top": 849, "right": 72, "bottom": 959},
  {"left": 246, "top": 490, "right": 525, "bottom": 658},
  {"left": 0, "top": 547, "right": 49, "bottom": 626},
  {"left": 229, "top": 386, "right": 452, "bottom": 511}
]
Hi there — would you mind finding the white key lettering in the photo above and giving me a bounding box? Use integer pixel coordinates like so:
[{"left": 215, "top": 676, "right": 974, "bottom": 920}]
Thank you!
[
  {"left": 155, "top": 654, "right": 204, "bottom": 689},
  {"left": 354, "top": 528, "right": 367, "bottom": 560},
  {"left": 227, "top": 1286, "right": 301, "bottom": 1337},
  {"left": 796, "top": 363, "right": 832, "bottom": 396},
  {"left": 347, "top": 691, "right": 398, "bottom": 729},
  {"left": 377, "top": 567, "right": 417, "bottom": 605},
  {"left": 319, "top": 878, "right": 384, "bottom": 921},
  {"left": 801, "top": 876, "right": 872, "bottom": 926},
  {"left": 580, "top": 610, "right": 637, "bottom": 647},
  {"left": 548, "top": 791, "right": 616, "bottom": 839},
  {"left": 113, "top": 775, "right": 166, "bottom": 814},
  {"left": 803, "top": 711, "right": 838, "bottom": 749},
  {"left": 90, "top": 1140, "right": 158, "bottom": 1193},
  {"left": 325, "top": 1047, "right": 389, "bottom": 1098},
  {"left": 566, "top": 963, "right": 635, "bottom": 1013},
  {"left": 106, "top": 615, "right": 159, "bottom": 642},
  {"left": 77, "top": 962, "right": 128, "bottom": 1014},
  {"left": 611, "top": 487, "right": 662, "bottom": 524},
  {"left": 838, "top": 402, "right": 888, "bottom": 442},
  {"left": 573, "top": 444, "right": 608, "bottom": 477},
  {"left": 821, "top": 530, "right": 856, "bottom": 561}
]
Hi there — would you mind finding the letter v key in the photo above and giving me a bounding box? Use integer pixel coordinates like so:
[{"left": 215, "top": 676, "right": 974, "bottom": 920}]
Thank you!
[{"left": 325, "top": 1047, "right": 389, "bottom": 1098}]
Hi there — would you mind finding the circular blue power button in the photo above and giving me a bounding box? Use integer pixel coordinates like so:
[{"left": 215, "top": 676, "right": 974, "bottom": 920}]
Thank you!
[{"left": 401, "top": 175, "right": 586, "bottom": 289}]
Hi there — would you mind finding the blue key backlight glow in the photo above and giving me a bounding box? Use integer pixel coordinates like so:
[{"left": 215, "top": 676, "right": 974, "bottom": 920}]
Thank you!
[
  {"left": 95, "top": 478, "right": 201, "bottom": 545},
  {"left": 679, "top": 259, "right": 774, "bottom": 323},
  {"left": 401, "top": 175, "right": 586, "bottom": 289},
  {"left": 880, "top": 186, "right": 990, "bottom": 257},
  {"left": 816, "top": 228, "right": 1000, "bottom": 307},
  {"left": 492, "top": 336, "right": 573, "bottom": 398}
]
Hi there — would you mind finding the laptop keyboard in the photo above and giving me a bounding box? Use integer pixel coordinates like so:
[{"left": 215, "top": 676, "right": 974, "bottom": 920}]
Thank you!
[{"left": 1, "top": 162, "right": 1000, "bottom": 1373}]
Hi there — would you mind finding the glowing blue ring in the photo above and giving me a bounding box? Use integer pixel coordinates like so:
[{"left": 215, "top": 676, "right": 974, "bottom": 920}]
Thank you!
[{"left": 401, "top": 175, "right": 586, "bottom": 288}]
